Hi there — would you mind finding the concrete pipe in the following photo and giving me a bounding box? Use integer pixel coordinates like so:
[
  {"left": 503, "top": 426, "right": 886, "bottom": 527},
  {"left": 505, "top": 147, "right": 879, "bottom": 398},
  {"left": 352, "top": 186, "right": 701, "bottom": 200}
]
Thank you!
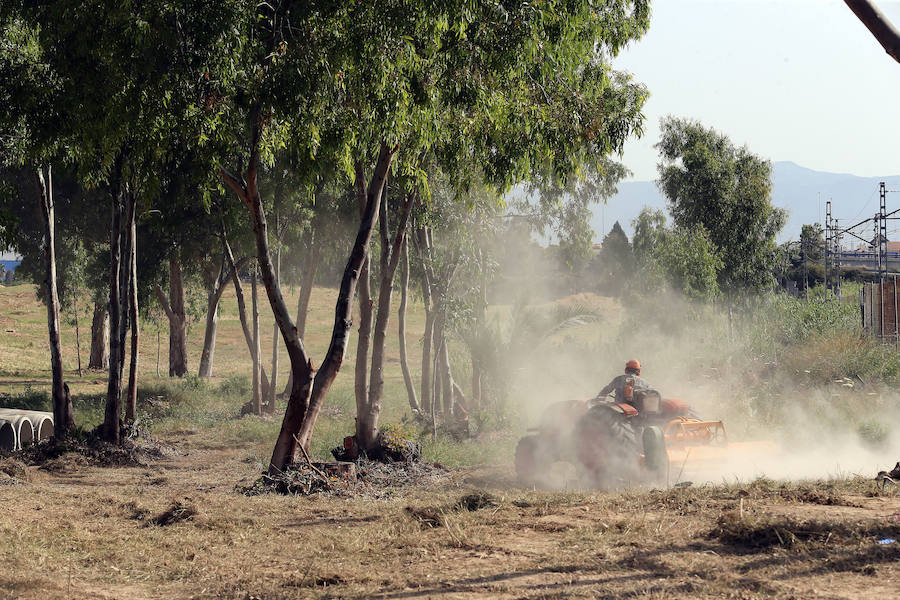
[
  {"left": 30, "top": 415, "right": 53, "bottom": 442},
  {"left": 10, "top": 415, "right": 35, "bottom": 450},
  {"left": 0, "top": 409, "right": 54, "bottom": 443},
  {"left": 0, "top": 419, "right": 15, "bottom": 452}
]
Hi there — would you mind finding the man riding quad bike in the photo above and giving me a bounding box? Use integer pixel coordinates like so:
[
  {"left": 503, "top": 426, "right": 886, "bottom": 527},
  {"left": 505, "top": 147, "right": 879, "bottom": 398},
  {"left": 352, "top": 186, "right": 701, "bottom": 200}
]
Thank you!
[{"left": 515, "top": 359, "right": 717, "bottom": 489}]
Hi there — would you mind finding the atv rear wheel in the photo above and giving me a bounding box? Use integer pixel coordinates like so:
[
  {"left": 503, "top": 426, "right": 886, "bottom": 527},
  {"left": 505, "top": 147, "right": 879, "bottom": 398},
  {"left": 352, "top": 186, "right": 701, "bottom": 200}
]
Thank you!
[
  {"left": 575, "top": 404, "right": 641, "bottom": 488},
  {"left": 515, "top": 435, "right": 546, "bottom": 487}
]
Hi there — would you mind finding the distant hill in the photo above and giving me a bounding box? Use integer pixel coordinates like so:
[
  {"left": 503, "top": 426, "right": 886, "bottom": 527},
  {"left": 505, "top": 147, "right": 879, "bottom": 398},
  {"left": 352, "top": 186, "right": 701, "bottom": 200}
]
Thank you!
[{"left": 592, "top": 162, "right": 900, "bottom": 243}]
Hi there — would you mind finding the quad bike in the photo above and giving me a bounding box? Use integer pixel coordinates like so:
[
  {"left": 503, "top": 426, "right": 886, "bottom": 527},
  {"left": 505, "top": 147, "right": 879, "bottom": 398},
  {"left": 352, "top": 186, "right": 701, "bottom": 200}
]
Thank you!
[{"left": 515, "top": 384, "right": 737, "bottom": 489}]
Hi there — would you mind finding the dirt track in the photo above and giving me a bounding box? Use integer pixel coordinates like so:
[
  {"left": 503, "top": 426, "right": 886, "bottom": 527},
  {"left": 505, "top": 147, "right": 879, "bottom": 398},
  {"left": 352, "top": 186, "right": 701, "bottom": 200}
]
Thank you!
[{"left": 2, "top": 429, "right": 899, "bottom": 600}]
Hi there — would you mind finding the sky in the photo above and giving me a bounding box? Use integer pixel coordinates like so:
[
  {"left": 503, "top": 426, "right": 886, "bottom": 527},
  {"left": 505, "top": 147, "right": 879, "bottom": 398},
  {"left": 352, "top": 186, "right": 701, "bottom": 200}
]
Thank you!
[{"left": 611, "top": 0, "right": 900, "bottom": 182}]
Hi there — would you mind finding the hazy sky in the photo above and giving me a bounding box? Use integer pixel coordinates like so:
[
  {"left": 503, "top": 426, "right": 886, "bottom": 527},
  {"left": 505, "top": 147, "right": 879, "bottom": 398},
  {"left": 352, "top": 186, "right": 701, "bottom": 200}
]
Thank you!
[{"left": 612, "top": 0, "right": 900, "bottom": 181}]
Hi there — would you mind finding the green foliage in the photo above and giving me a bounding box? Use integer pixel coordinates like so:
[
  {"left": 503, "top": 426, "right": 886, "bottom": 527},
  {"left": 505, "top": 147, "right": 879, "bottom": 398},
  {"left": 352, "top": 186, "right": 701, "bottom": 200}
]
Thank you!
[
  {"left": 596, "top": 221, "right": 634, "bottom": 294},
  {"left": 631, "top": 207, "right": 722, "bottom": 300},
  {"left": 800, "top": 223, "right": 824, "bottom": 262},
  {"left": 657, "top": 117, "right": 786, "bottom": 296},
  {"left": 652, "top": 226, "right": 723, "bottom": 301},
  {"left": 631, "top": 207, "right": 667, "bottom": 263}
]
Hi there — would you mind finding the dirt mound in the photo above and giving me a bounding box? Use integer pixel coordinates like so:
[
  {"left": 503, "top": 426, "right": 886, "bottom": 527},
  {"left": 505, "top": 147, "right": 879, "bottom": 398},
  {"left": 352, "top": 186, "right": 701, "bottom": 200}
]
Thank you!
[
  {"left": 0, "top": 457, "right": 28, "bottom": 480},
  {"left": 15, "top": 428, "right": 177, "bottom": 469}
]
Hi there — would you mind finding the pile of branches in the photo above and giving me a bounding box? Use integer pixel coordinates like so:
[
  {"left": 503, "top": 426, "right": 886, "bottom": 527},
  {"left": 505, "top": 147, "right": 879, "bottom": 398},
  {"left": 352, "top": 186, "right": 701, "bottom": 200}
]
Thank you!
[
  {"left": 244, "top": 457, "right": 449, "bottom": 498},
  {"left": 16, "top": 424, "right": 176, "bottom": 470}
]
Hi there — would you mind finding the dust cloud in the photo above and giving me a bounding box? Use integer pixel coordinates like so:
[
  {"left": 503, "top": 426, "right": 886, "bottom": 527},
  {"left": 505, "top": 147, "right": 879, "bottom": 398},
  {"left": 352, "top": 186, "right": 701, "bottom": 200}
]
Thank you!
[{"left": 489, "top": 274, "right": 900, "bottom": 486}]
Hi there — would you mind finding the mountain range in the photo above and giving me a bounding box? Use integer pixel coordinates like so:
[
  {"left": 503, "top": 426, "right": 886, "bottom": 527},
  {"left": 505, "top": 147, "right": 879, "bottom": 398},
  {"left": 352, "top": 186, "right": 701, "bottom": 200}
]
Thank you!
[{"left": 593, "top": 161, "right": 900, "bottom": 243}]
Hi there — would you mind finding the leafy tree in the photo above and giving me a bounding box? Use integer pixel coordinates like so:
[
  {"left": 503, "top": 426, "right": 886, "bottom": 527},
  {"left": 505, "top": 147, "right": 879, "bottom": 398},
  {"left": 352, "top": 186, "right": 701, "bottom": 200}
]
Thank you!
[
  {"left": 800, "top": 223, "right": 824, "bottom": 262},
  {"left": 657, "top": 117, "right": 786, "bottom": 297},
  {"left": 522, "top": 160, "right": 631, "bottom": 272},
  {"left": 652, "top": 226, "right": 723, "bottom": 301},
  {"left": 631, "top": 207, "right": 668, "bottom": 263},
  {"left": 596, "top": 221, "right": 634, "bottom": 294}
]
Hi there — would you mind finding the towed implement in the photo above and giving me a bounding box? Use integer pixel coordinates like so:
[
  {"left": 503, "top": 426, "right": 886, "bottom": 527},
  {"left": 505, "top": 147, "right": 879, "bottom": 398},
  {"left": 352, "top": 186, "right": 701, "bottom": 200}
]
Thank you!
[{"left": 515, "top": 390, "right": 774, "bottom": 489}]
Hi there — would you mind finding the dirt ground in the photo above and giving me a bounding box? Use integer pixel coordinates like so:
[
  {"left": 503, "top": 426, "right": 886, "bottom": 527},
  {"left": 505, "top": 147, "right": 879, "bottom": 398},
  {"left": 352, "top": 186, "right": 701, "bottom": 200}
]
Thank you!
[{"left": 1, "top": 428, "right": 899, "bottom": 600}]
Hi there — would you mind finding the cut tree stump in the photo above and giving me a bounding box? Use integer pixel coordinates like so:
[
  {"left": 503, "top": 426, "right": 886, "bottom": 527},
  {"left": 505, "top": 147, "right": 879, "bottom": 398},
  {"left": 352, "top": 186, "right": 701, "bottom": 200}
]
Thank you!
[{"left": 313, "top": 462, "right": 357, "bottom": 480}]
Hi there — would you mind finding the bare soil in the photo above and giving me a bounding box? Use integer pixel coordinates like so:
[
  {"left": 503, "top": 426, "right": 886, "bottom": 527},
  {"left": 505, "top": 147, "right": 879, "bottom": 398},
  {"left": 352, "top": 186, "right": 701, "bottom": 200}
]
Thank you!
[{"left": 1, "top": 429, "right": 899, "bottom": 600}]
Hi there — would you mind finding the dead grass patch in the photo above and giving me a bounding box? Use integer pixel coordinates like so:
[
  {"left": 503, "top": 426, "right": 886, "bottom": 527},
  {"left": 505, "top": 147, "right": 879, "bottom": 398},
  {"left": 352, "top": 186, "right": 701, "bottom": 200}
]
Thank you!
[
  {"left": 149, "top": 499, "right": 200, "bottom": 526},
  {"left": 406, "top": 491, "right": 502, "bottom": 529},
  {"left": 711, "top": 510, "right": 900, "bottom": 550}
]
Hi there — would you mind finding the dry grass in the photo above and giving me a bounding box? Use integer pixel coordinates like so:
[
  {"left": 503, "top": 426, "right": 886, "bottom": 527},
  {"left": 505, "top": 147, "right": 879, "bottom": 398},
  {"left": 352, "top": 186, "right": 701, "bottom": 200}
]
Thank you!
[{"left": 3, "top": 283, "right": 900, "bottom": 598}]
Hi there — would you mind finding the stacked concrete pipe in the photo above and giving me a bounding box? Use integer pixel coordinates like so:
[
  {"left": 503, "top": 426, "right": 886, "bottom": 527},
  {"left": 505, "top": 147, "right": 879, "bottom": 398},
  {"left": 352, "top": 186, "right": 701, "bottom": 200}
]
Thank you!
[{"left": 0, "top": 409, "right": 54, "bottom": 450}]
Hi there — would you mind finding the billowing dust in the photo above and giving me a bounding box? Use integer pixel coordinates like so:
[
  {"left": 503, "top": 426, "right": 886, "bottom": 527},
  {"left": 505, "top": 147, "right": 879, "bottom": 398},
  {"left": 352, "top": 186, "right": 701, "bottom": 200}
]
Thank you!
[{"left": 490, "top": 283, "right": 900, "bottom": 486}]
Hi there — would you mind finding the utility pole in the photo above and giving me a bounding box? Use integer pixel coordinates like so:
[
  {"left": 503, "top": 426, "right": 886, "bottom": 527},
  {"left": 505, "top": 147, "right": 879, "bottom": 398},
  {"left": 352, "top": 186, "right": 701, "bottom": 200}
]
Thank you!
[
  {"left": 880, "top": 181, "right": 888, "bottom": 283},
  {"left": 834, "top": 218, "right": 842, "bottom": 301},
  {"left": 825, "top": 201, "right": 831, "bottom": 299}
]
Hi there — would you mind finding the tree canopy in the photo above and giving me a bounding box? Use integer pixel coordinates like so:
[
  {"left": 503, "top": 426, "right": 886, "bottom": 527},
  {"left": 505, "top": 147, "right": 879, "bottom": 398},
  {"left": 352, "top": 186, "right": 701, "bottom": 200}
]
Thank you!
[{"left": 656, "top": 117, "right": 786, "bottom": 297}]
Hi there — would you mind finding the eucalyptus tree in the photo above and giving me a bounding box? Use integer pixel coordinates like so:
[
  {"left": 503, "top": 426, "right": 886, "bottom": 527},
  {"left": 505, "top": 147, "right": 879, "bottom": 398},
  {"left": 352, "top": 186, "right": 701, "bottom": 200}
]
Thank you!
[
  {"left": 0, "top": 16, "right": 76, "bottom": 437},
  {"left": 213, "top": 0, "right": 651, "bottom": 472},
  {"left": 5, "top": 0, "right": 248, "bottom": 442},
  {"left": 657, "top": 117, "right": 786, "bottom": 299}
]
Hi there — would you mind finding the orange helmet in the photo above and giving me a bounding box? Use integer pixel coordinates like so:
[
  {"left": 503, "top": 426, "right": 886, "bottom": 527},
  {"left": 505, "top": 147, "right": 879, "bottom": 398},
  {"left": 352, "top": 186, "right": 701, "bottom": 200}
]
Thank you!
[{"left": 625, "top": 359, "right": 641, "bottom": 375}]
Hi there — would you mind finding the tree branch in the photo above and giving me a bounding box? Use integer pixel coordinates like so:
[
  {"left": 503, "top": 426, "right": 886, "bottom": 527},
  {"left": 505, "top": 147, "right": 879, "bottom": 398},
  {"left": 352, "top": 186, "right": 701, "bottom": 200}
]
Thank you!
[
  {"left": 220, "top": 168, "right": 248, "bottom": 204},
  {"left": 845, "top": 0, "right": 900, "bottom": 63},
  {"left": 154, "top": 284, "right": 176, "bottom": 322}
]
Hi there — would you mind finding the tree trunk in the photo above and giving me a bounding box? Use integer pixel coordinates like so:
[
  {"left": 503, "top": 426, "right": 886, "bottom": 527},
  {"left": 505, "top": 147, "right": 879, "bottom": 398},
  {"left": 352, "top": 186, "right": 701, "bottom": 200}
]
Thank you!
[
  {"left": 471, "top": 250, "right": 487, "bottom": 411},
  {"left": 845, "top": 0, "right": 900, "bottom": 63},
  {"left": 354, "top": 159, "right": 375, "bottom": 442},
  {"left": 222, "top": 237, "right": 272, "bottom": 395},
  {"left": 359, "top": 192, "right": 416, "bottom": 449},
  {"left": 167, "top": 257, "right": 188, "bottom": 376},
  {"left": 398, "top": 235, "right": 419, "bottom": 414},
  {"left": 281, "top": 238, "right": 320, "bottom": 397},
  {"left": 355, "top": 262, "right": 373, "bottom": 433},
  {"left": 434, "top": 309, "right": 453, "bottom": 416},
  {"left": 37, "top": 166, "right": 75, "bottom": 438},
  {"left": 414, "top": 226, "right": 435, "bottom": 416},
  {"left": 73, "top": 293, "right": 83, "bottom": 377},
  {"left": 125, "top": 201, "right": 138, "bottom": 422},
  {"left": 198, "top": 256, "right": 229, "bottom": 378},
  {"left": 103, "top": 171, "right": 129, "bottom": 444},
  {"left": 252, "top": 268, "right": 262, "bottom": 415},
  {"left": 267, "top": 247, "right": 280, "bottom": 411},
  {"left": 223, "top": 117, "right": 394, "bottom": 471},
  {"left": 198, "top": 293, "right": 219, "bottom": 378},
  {"left": 154, "top": 258, "right": 188, "bottom": 378},
  {"left": 222, "top": 116, "right": 317, "bottom": 472},
  {"left": 89, "top": 301, "right": 109, "bottom": 370},
  {"left": 293, "top": 144, "right": 395, "bottom": 455}
]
